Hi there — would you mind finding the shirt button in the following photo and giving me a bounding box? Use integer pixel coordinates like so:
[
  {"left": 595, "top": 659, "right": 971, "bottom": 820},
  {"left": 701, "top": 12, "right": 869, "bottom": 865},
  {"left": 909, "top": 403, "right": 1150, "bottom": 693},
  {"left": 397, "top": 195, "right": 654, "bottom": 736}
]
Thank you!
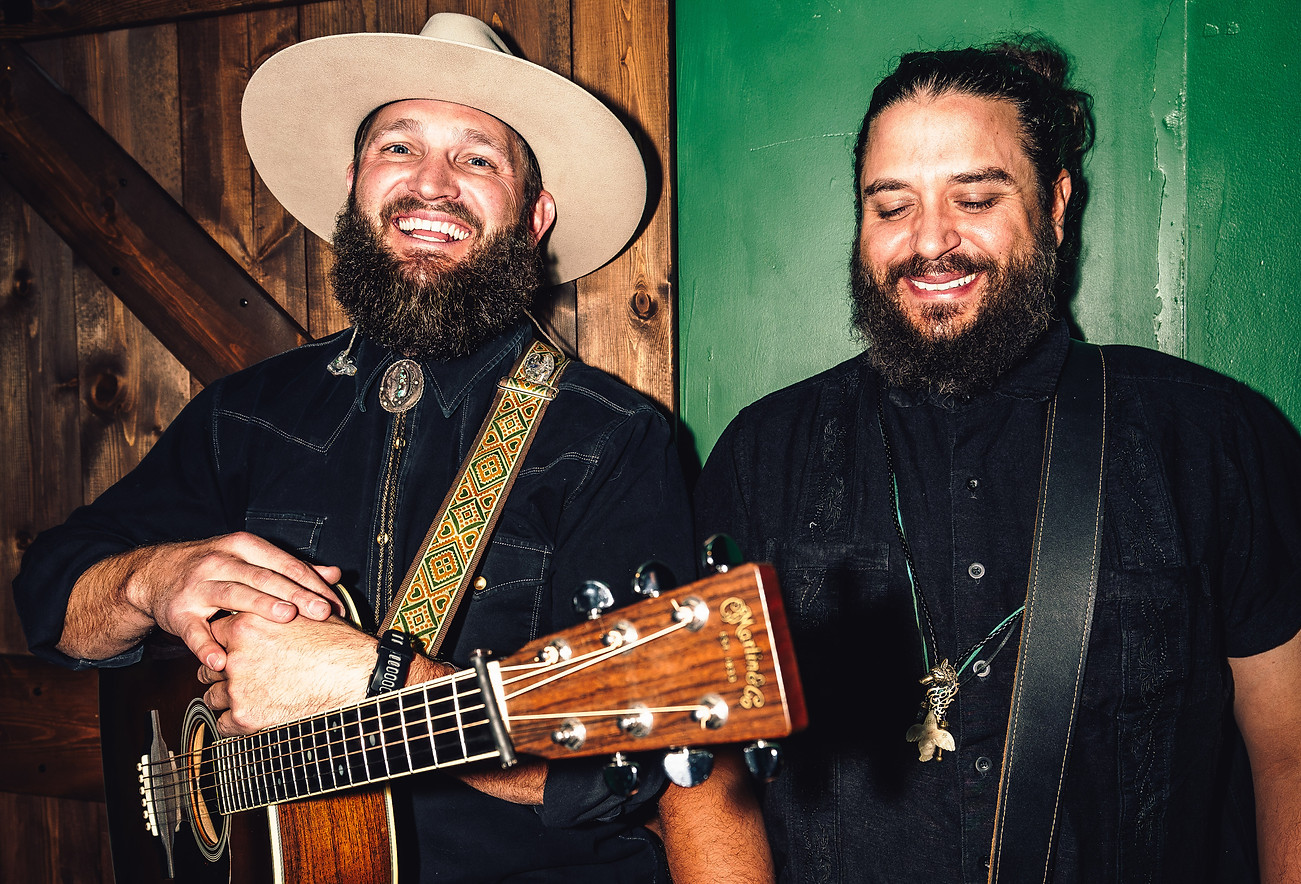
[
  {"left": 377, "top": 533, "right": 390, "bottom": 545},
  {"left": 968, "top": 562, "right": 985, "bottom": 580},
  {"left": 972, "top": 659, "right": 991, "bottom": 678},
  {"left": 967, "top": 477, "right": 979, "bottom": 492},
  {"left": 975, "top": 756, "right": 993, "bottom": 775}
]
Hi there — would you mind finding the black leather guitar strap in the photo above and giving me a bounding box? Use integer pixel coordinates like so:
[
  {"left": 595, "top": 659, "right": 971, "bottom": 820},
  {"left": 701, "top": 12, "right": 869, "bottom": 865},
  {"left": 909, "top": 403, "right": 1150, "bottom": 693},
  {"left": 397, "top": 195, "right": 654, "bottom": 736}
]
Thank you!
[{"left": 988, "top": 340, "right": 1107, "bottom": 883}]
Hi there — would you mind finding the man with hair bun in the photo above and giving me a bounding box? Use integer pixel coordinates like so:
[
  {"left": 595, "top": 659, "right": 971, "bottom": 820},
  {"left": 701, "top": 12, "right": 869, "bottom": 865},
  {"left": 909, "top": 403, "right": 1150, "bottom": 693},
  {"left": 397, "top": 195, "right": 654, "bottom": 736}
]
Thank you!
[{"left": 696, "top": 35, "right": 1301, "bottom": 882}]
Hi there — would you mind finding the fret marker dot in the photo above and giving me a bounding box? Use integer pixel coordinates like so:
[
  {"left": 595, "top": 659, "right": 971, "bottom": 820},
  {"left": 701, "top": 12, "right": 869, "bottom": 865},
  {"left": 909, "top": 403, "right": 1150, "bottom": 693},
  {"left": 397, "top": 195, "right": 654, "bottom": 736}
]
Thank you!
[
  {"left": 337, "top": 764, "right": 346, "bottom": 776},
  {"left": 369, "top": 734, "right": 378, "bottom": 747}
]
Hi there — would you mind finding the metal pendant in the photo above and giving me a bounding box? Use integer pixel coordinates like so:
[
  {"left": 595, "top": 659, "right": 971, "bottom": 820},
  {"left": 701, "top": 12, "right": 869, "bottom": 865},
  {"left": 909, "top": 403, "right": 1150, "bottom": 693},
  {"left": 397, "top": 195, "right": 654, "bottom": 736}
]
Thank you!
[
  {"left": 905, "top": 659, "right": 959, "bottom": 761},
  {"left": 379, "top": 358, "right": 424, "bottom": 413},
  {"left": 520, "top": 348, "right": 557, "bottom": 384}
]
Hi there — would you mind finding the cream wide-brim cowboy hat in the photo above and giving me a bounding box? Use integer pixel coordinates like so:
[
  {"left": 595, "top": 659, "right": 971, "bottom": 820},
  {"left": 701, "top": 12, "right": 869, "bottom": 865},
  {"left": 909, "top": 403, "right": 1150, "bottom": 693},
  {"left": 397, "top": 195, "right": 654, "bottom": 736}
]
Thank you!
[{"left": 241, "top": 13, "right": 646, "bottom": 285}]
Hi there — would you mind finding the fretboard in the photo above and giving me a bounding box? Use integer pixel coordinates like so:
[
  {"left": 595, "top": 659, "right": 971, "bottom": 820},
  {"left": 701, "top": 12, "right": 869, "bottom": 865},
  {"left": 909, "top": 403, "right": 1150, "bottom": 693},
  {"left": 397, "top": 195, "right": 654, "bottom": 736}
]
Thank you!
[{"left": 211, "top": 669, "right": 500, "bottom": 813}]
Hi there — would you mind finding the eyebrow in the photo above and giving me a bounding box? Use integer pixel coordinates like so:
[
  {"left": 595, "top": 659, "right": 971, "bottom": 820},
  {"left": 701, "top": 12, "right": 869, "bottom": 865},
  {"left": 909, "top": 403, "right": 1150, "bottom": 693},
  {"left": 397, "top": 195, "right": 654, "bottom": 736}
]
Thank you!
[
  {"left": 366, "top": 119, "right": 517, "bottom": 166},
  {"left": 861, "top": 166, "right": 1017, "bottom": 198}
]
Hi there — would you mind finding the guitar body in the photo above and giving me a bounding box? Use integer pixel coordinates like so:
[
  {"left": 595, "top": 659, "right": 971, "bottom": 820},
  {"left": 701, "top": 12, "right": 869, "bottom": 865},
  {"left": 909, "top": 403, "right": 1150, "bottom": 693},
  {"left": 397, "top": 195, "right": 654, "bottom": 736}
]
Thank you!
[{"left": 99, "top": 645, "right": 397, "bottom": 884}]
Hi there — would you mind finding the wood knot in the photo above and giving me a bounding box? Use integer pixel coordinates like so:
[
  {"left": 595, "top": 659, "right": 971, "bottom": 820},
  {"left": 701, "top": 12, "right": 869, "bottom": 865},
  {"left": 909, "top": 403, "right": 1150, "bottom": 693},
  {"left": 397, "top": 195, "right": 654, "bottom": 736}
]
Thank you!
[
  {"left": 87, "top": 367, "right": 130, "bottom": 418},
  {"left": 12, "top": 266, "right": 32, "bottom": 298},
  {"left": 631, "top": 288, "right": 657, "bottom": 321}
]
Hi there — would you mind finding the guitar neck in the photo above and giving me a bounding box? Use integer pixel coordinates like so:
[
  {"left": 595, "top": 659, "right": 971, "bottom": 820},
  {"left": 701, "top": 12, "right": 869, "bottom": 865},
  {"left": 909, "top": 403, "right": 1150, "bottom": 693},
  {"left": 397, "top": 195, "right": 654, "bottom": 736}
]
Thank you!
[{"left": 214, "top": 669, "right": 497, "bottom": 814}]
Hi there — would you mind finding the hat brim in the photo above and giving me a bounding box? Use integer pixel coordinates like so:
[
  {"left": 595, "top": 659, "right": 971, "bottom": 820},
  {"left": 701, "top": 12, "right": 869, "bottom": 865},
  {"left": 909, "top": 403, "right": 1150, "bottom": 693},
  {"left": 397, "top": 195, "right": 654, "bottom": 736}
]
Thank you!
[{"left": 241, "top": 31, "right": 647, "bottom": 284}]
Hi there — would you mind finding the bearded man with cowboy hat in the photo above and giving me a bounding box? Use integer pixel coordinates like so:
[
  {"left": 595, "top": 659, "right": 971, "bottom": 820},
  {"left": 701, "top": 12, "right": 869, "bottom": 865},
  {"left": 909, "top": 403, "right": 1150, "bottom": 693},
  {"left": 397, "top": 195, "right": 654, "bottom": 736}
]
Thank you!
[{"left": 12, "top": 13, "right": 770, "bottom": 882}]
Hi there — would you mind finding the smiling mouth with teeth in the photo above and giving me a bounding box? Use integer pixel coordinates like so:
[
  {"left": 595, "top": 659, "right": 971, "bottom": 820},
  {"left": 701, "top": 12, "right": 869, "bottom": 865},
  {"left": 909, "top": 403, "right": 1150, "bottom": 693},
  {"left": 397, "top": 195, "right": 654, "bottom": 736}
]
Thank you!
[
  {"left": 395, "top": 217, "right": 471, "bottom": 242},
  {"left": 909, "top": 272, "right": 978, "bottom": 293}
]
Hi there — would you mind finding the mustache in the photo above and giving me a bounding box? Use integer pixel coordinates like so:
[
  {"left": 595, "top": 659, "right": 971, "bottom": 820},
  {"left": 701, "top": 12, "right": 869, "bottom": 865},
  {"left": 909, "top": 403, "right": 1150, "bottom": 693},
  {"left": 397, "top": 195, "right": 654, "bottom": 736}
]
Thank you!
[
  {"left": 880, "top": 252, "right": 998, "bottom": 286},
  {"left": 379, "top": 195, "right": 483, "bottom": 235}
]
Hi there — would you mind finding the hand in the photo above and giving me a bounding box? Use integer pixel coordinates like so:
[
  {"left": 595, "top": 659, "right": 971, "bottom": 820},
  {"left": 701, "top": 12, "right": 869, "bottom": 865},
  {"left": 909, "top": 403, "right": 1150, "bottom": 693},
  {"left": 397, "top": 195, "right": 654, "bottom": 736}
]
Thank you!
[
  {"left": 63, "top": 532, "right": 344, "bottom": 669},
  {"left": 200, "top": 611, "right": 375, "bottom": 735}
]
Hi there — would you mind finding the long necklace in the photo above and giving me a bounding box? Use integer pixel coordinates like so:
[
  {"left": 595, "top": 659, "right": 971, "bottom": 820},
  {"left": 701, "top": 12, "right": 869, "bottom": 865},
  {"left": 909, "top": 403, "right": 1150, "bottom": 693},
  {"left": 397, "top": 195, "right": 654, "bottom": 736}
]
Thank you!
[{"left": 876, "top": 385, "right": 1024, "bottom": 762}]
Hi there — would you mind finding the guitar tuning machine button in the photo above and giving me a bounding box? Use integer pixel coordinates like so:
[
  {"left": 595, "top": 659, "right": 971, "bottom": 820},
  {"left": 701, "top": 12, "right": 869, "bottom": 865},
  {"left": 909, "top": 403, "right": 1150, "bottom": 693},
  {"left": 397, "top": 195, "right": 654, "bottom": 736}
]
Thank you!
[
  {"left": 670, "top": 596, "right": 709, "bottom": 632},
  {"left": 550, "top": 718, "right": 587, "bottom": 751},
  {"left": 537, "top": 639, "right": 572, "bottom": 665},
  {"left": 663, "top": 746, "right": 715, "bottom": 787},
  {"left": 691, "top": 693, "right": 729, "bottom": 730},
  {"left": 603, "top": 751, "right": 641, "bottom": 797},
  {"left": 743, "top": 739, "right": 784, "bottom": 782},
  {"left": 632, "top": 560, "right": 677, "bottom": 598},
  {"left": 573, "top": 580, "right": 615, "bottom": 620},
  {"left": 700, "top": 534, "right": 744, "bottom": 573},
  {"left": 617, "top": 704, "right": 654, "bottom": 738},
  {"left": 602, "top": 619, "right": 638, "bottom": 648}
]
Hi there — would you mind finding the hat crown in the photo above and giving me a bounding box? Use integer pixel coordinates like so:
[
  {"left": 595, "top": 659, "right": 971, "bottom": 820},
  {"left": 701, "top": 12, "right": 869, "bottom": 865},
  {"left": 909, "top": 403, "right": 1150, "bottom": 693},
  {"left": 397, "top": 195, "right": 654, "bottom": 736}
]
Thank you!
[{"left": 418, "top": 13, "right": 512, "bottom": 56}]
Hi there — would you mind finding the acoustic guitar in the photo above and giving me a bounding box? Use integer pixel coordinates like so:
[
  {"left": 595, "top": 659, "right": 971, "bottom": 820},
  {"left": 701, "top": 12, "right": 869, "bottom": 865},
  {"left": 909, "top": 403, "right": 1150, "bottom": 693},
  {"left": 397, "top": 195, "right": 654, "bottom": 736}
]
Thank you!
[{"left": 99, "top": 562, "right": 805, "bottom": 883}]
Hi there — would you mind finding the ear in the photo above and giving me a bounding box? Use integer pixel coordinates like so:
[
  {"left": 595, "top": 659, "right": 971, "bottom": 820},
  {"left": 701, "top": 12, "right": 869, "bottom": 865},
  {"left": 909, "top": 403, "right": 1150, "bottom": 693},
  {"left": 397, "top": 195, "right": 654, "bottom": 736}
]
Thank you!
[
  {"left": 1050, "top": 169, "right": 1072, "bottom": 246},
  {"left": 528, "top": 190, "right": 557, "bottom": 244},
  {"left": 346, "top": 162, "right": 356, "bottom": 192}
]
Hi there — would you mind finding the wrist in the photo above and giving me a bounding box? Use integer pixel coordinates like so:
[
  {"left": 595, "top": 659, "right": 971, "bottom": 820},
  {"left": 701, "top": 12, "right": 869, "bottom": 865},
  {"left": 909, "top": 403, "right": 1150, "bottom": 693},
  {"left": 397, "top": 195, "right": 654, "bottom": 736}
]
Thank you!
[{"left": 367, "top": 629, "right": 415, "bottom": 697}]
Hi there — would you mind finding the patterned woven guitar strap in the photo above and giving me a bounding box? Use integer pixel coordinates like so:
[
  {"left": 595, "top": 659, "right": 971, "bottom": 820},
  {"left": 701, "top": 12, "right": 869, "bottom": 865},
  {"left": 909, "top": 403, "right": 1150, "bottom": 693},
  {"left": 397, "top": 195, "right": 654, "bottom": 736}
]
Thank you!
[{"left": 379, "top": 339, "right": 569, "bottom": 656}]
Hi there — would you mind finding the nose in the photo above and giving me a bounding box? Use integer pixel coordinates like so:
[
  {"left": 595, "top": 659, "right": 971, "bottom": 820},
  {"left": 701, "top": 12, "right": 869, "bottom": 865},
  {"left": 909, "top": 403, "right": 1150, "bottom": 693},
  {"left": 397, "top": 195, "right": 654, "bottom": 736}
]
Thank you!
[
  {"left": 910, "top": 204, "right": 961, "bottom": 260},
  {"left": 410, "top": 153, "right": 458, "bottom": 202}
]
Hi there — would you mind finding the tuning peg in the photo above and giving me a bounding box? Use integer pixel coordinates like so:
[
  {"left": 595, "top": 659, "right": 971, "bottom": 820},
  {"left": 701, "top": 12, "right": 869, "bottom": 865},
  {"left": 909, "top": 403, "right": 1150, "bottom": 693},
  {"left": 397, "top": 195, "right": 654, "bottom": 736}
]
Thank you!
[
  {"left": 743, "top": 740, "right": 784, "bottom": 782},
  {"left": 603, "top": 752, "right": 641, "bottom": 797},
  {"left": 573, "top": 580, "right": 615, "bottom": 620},
  {"left": 662, "top": 747, "right": 715, "bottom": 788},
  {"left": 632, "top": 560, "right": 677, "bottom": 598},
  {"left": 700, "top": 534, "right": 744, "bottom": 574}
]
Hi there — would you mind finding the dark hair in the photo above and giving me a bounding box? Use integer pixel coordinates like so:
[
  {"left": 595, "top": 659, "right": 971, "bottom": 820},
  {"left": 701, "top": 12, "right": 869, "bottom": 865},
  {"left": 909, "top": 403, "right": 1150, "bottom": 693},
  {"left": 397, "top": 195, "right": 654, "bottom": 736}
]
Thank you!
[
  {"left": 350, "top": 103, "right": 545, "bottom": 212},
  {"left": 853, "top": 34, "right": 1094, "bottom": 269}
]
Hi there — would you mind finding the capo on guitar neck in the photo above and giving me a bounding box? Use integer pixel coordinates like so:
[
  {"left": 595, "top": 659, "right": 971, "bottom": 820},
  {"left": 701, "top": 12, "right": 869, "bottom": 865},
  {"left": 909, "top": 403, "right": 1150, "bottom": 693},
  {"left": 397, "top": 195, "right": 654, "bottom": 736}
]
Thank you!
[{"left": 470, "top": 649, "right": 518, "bottom": 768}]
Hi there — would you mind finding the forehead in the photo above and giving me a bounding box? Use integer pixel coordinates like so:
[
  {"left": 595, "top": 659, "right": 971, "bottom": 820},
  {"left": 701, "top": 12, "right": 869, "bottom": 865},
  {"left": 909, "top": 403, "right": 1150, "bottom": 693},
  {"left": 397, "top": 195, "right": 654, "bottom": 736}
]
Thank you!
[{"left": 859, "top": 92, "right": 1030, "bottom": 186}]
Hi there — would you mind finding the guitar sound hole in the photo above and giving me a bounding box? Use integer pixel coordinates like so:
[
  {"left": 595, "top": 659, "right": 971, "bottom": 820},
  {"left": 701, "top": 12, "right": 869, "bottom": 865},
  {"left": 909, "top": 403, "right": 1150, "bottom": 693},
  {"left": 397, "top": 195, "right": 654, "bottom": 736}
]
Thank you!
[{"left": 181, "top": 701, "right": 229, "bottom": 863}]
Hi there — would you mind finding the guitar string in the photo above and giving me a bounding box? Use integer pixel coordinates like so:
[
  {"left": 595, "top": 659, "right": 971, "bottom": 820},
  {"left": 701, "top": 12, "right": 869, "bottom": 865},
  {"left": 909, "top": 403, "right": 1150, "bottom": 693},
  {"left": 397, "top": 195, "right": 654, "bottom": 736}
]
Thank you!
[
  {"left": 143, "top": 620, "right": 701, "bottom": 810},
  {"left": 143, "top": 616, "right": 688, "bottom": 779},
  {"left": 145, "top": 615, "right": 694, "bottom": 790}
]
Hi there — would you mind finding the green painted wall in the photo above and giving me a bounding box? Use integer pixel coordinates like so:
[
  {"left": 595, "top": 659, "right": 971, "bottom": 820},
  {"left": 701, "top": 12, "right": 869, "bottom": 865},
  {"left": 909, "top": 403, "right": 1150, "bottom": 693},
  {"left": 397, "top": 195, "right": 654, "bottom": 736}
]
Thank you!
[{"left": 677, "top": 0, "right": 1301, "bottom": 464}]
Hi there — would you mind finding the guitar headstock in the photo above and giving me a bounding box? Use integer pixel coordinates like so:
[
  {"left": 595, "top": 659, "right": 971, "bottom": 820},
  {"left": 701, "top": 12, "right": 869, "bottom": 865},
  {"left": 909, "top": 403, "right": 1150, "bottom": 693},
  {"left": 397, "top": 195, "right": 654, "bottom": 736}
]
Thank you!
[{"left": 495, "top": 563, "right": 806, "bottom": 760}]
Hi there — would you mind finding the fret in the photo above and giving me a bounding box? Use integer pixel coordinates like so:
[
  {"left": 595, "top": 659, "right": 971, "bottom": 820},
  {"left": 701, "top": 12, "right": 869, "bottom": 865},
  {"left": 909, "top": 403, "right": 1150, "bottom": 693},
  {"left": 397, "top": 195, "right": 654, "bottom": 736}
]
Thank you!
[
  {"left": 428, "top": 676, "right": 467, "bottom": 766},
  {"left": 379, "top": 693, "right": 410, "bottom": 777},
  {"left": 256, "top": 731, "right": 274, "bottom": 806},
  {"left": 215, "top": 739, "right": 233, "bottom": 815},
  {"left": 341, "top": 707, "right": 368, "bottom": 785},
  {"left": 302, "top": 715, "right": 324, "bottom": 795},
  {"left": 266, "top": 728, "right": 290, "bottom": 803},
  {"left": 237, "top": 737, "right": 254, "bottom": 811},
  {"left": 284, "top": 721, "right": 305, "bottom": 799},
  {"left": 360, "top": 699, "right": 388, "bottom": 782},
  {"left": 324, "top": 711, "right": 348, "bottom": 790}
]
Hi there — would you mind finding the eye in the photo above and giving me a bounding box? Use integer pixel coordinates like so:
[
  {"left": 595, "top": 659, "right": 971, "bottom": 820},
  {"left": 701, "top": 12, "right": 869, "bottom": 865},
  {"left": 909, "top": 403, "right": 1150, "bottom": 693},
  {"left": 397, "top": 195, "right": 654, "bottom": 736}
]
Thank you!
[
  {"left": 956, "top": 196, "right": 1000, "bottom": 212},
  {"left": 380, "top": 143, "right": 412, "bottom": 155},
  {"left": 466, "top": 156, "right": 493, "bottom": 168},
  {"left": 876, "top": 205, "right": 909, "bottom": 220}
]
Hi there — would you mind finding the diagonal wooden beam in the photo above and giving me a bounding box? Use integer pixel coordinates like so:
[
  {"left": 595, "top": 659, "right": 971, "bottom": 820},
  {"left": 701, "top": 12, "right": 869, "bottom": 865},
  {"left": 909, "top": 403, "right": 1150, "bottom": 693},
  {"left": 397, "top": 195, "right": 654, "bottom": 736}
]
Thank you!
[
  {"left": 0, "top": 0, "right": 323, "bottom": 41},
  {"left": 0, "top": 41, "right": 309, "bottom": 384}
]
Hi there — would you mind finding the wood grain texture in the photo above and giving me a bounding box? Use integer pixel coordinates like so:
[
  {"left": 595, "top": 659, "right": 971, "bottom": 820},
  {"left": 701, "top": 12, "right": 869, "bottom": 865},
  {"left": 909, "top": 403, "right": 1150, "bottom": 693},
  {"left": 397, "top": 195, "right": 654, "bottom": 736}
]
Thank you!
[
  {"left": 571, "top": 0, "right": 676, "bottom": 412},
  {"left": 61, "top": 27, "right": 193, "bottom": 501},
  {"left": 0, "top": 41, "right": 309, "bottom": 385},
  {"left": 0, "top": 0, "right": 318, "bottom": 41},
  {"left": 0, "top": 654, "right": 102, "bottom": 800}
]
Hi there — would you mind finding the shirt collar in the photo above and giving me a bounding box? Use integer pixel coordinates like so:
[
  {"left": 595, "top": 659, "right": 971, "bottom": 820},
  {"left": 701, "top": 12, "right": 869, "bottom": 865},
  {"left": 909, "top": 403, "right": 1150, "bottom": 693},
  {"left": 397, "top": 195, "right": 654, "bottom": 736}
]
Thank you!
[{"left": 347, "top": 323, "right": 532, "bottom": 418}]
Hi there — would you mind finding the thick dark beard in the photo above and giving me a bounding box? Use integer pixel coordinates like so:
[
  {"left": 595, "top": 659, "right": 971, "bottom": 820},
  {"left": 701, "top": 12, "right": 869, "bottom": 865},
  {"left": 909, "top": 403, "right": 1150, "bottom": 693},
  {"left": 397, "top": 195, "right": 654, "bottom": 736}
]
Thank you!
[
  {"left": 330, "top": 194, "right": 544, "bottom": 360},
  {"left": 850, "top": 220, "right": 1058, "bottom": 397}
]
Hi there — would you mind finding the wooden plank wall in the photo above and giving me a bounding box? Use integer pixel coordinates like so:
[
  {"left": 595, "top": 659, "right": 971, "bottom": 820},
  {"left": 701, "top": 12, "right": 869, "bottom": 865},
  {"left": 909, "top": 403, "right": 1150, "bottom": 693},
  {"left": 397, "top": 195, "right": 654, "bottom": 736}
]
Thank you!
[{"left": 0, "top": 1, "right": 674, "bottom": 881}]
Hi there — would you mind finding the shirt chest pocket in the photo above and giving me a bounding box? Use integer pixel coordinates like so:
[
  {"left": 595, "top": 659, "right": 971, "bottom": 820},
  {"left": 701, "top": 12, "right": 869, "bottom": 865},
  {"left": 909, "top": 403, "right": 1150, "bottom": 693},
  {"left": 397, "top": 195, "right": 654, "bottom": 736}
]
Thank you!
[
  {"left": 769, "top": 539, "right": 891, "bottom": 631},
  {"left": 244, "top": 510, "right": 327, "bottom": 559}
]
